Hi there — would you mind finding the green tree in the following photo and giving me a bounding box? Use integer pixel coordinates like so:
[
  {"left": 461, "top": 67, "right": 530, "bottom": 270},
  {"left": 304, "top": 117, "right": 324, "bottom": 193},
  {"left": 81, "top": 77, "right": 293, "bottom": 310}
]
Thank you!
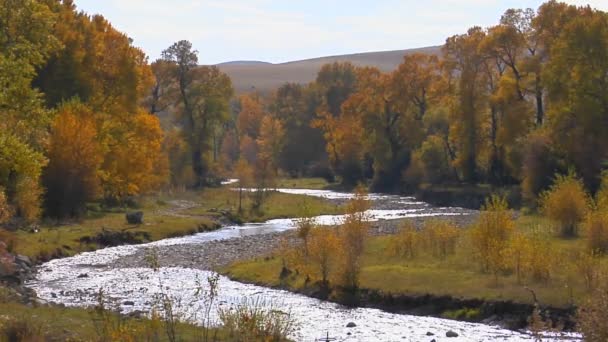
[
  {"left": 544, "top": 8, "right": 608, "bottom": 191},
  {"left": 162, "top": 41, "right": 234, "bottom": 187}
]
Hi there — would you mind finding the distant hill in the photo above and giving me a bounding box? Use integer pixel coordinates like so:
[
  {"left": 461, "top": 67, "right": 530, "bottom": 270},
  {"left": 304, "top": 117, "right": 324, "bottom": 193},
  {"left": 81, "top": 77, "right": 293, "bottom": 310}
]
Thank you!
[{"left": 216, "top": 46, "right": 442, "bottom": 94}]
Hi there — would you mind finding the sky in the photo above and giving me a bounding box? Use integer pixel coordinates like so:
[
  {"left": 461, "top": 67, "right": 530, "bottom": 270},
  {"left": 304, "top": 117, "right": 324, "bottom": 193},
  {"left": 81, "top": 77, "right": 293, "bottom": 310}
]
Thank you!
[{"left": 73, "top": 0, "right": 608, "bottom": 65}]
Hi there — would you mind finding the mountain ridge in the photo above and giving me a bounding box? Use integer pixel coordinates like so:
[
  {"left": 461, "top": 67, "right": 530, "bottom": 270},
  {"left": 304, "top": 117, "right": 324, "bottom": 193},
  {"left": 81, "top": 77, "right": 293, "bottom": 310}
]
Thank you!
[{"left": 215, "top": 45, "right": 442, "bottom": 94}]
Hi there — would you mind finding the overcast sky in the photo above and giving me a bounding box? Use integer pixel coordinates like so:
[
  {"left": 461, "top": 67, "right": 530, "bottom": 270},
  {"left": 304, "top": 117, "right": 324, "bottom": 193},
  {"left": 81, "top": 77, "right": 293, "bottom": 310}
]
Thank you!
[{"left": 73, "top": 0, "right": 608, "bottom": 65}]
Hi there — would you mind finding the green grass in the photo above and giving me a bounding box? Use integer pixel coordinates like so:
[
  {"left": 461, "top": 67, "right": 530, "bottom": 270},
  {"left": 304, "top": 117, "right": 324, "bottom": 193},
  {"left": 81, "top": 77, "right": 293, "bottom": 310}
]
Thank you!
[
  {"left": 13, "top": 187, "right": 341, "bottom": 262},
  {"left": 0, "top": 302, "right": 229, "bottom": 341},
  {"left": 274, "top": 177, "right": 334, "bottom": 190},
  {"left": 181, "top": 187, "right": 343, "bottom": 223},
  {"left": 223, "top": 214, "right": 605, "bottom": 308}
]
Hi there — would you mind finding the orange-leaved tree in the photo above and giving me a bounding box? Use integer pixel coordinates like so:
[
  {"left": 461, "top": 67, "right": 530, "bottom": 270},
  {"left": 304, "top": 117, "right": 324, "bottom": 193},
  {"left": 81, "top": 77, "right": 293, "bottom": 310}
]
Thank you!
[{"left": 44, "top": 102, "right": 102, "bottom": 218}]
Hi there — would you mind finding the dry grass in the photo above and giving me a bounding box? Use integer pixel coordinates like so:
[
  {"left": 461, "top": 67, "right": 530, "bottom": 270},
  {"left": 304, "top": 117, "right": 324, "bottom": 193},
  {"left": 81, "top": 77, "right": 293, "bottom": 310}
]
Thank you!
[{"left": 224, "top": 215, "right": 608, "bottom": 308}]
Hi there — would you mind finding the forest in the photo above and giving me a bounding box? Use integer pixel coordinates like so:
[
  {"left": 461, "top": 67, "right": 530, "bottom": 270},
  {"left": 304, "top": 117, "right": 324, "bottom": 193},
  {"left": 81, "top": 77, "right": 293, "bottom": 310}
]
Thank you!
[
  {"left": 0, "top": 0, "right": 606, "bottom": 224},
  {"left": 1, "top": 0, "right": 608, "bottom": 340}
]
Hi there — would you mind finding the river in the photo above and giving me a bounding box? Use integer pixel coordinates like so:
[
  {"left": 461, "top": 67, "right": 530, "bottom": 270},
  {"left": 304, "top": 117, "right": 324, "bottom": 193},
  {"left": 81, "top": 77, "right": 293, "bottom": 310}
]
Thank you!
[{"left": 26, "top": 189, "right": 579, "bottom": 341}]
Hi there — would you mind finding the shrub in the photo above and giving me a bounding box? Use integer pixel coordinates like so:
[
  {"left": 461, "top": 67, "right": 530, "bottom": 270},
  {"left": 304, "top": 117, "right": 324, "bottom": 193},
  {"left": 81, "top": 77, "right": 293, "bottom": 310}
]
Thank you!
[
  {"left": 389, "top": 220, "right": 419, "bottom": 259},
  {"left": 470, "top": 195, "right": 515, "bottom": 280},
  {"left": 586, "top": 210, "right": 608, "bottom": 254},
  {"left": 422, "top": 220, "right": 460, "bottom": 259},
  {"left": 0, "top": 229, "right": 16, "bottom": 253},
  {"left": 597, "top": 172, "right": 608, "bottom": 210},
  {"left": 526, "top": 230, "right": 553, "bottom": 283},
  {"left": 219, "top": 298, "right": 296, "bottom": 342},
  {"left": 0, "top": 316, "right": 45, "bottom": 342},
  {"left": 578, "top": 271, "right": 608, "bottom": 341},
  {"left": 0, "top": 189, "right": 11, "bottom": 224},
  {"left": 416, "top": 134, "right": 453, "bottom": 184},
  {"left": 520, "top": 132, "right": 560, "bottom": 205},
  {"left": 571, "top": 250, "right": 602, "bottom": 291},
  {"left": 540, "top": 172, "right": 589, "bottom": 237},
  {"left": 508, "top": 232, "right": 532, "bottom": 284},
  {"left": 336, "top": 187, "right": 370, "bottom": 291},
  {"left": 307, "top": 227, "right": 339, "bottom": 287}
]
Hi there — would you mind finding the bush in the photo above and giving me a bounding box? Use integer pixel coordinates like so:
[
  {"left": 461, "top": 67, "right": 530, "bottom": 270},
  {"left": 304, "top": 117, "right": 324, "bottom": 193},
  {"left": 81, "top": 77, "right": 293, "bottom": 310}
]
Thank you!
[
  {"left": 526, "top": 231, "right": 553, "bottom": 283},
  {"left": 219, "top": 298, "right": 296, "bottom": 342},
  {"left": 422, "top": 220, "right": 460, "bottom": 259},
  {"left": 586, "top": 210, "right": 608, "bottom": 254},
  {"left": 0, "top": 316, "right": 45, "bottom": 342},
  {"left": 307, "top": 227, "right": 339, "bottom": 286},
  {"left": 470, "top": 196, "right": 515, "bottom": 280},
  {"left": 571, "top": 250, "right": 602, "bottom": 291},
  {"left": 336, "top": 187, "right": 370, "bottom": 291},
  {"left": 389, "top": 221, "right": 419, "bottom": 259},
  {"left": 540, "top": 172, "right": 590, "bottom": 237},
  {"left": 520, "top": 132, "right": 560, "bottom": 205},
  {"left": 416, "top": 135, "right": 453, "bottom": 184},
  {"left": 0, "top": 229, "right": 16, "bottom": 253},
  {"left": 578, "top": 271, "right": 608, "bottom": 341}
]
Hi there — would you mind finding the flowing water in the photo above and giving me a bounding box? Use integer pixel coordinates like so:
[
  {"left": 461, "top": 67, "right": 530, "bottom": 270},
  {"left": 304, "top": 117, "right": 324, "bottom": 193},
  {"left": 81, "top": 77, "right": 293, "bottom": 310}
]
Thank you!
[{"left": 26, "top": 189, "right": 579, "bottom": 341}]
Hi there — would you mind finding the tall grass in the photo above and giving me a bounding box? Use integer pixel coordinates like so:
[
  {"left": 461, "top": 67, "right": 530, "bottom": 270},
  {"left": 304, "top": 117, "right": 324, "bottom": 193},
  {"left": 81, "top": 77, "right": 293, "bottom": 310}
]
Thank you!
[{"left": 219, "top": 298, "right": 296, "bottom": 342}]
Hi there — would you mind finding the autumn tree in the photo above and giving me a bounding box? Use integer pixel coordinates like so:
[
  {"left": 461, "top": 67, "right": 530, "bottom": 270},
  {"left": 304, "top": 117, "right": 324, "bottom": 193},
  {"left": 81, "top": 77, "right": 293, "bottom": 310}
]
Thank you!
[
  {"left": 346, "top": 67, "right": 419, "bottom": 191},
  {"left": 308, "top": 227, "right": 340, "bottom": 289},
  {"left": 250, "top": 116, "right": 285, "bottom": 209},
  {"left": 234, "top": 158, "right": 253, "bottom": 213},
  {"left": 336, "top": 187, "right": 370, "bottom": 291},
  {"left": 543, "top": 8, "right": 608, "bottom": 191},
  {"left": 44, "top": 102, "right": 102, "bottom": 218},
  {"left": 540, "top": 172, "right": 590, "bottom": 237},
  {"left": 470, "top": 196, "right": 515, "bottom": 281},
  {"left": 443, "top": 27, "right": 488, "bottom": 183},
  {"left": 100, "top": 111, "right": 168, "bottom": 202}
]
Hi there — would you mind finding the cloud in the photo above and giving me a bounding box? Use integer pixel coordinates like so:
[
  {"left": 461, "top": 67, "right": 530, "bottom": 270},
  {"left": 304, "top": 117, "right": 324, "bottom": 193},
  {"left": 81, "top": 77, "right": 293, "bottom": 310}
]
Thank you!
[{"left": 73, "top": 0, "right": 608, "bottom": 64}]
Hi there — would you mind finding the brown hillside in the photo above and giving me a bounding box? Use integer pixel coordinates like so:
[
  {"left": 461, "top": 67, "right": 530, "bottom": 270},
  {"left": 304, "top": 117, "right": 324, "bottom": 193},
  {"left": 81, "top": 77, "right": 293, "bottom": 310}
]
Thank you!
[{"left": 216, "top": 46, "right": 441, "bottom": 94}]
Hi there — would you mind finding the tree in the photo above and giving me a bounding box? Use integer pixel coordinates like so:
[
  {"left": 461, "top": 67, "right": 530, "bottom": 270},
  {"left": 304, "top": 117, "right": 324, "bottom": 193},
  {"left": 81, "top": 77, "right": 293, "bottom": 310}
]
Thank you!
[
  {"left": 162, "top": 41, "right": 233, "bottom": 187},
  {"left": 237, "top": 94, "right": 265, "bottom": 140},
  {"left": 443, "top": 27, "right": 488, "bottom": 183},
  {"left": 271, "top": 83, "right": 326, "bottom": 176},
  {"left": 308, "top": 227, "right": 340, "bottom": 289},
  {"left": 543, "top": 8, "right": 608, "bottom": 191},
  {"left": 234, "top": 158, "right": 253, "bottom": 213},
  {"left": 316, "top": 62, "right": 357, "bottom": 117},
  {"left": 0, "top": 0, "right": 58, "bottom": 146},
  {"left": 256, "top": 116, "right": 286, "bottom": 175},
  {"left": 100, "top": 111, "right": 168, "bottom": 202},
  {"left": 313, "top": 109, "right": 365, "bottom": 186},
  {"left": 0, "top": 133, "right": 46, "bottom": 222},
  {"left": 44, "top": 102, "right": 102, "bottom": 218}
]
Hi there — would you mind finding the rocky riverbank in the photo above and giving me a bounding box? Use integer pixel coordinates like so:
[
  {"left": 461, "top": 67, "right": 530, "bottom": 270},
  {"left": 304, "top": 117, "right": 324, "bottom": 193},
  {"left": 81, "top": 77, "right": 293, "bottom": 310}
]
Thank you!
[
  {"left": 0, "top": 247, "right": 37, "bottom": 304},
  {"left": 112, "top": 213, "right": 477, "bottom": 271}
]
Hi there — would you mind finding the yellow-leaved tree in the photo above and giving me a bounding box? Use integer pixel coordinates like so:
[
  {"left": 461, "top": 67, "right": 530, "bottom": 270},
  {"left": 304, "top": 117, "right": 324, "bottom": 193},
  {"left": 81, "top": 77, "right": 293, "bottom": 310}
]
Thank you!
[
  {"left": 100, "top": 111, "right": 168, "bottom": 203},
  {"left": 540, "top": 172, "right": 589, "bottom": 238},
  {"left": 470, "top": 195, "right": 515, "bottom": 282},
  {"left": 44, "top": 102, "right": 102, "bottom": 218},
  {"left": 336, "top": 187, "right": 370, "bottom": 292}
]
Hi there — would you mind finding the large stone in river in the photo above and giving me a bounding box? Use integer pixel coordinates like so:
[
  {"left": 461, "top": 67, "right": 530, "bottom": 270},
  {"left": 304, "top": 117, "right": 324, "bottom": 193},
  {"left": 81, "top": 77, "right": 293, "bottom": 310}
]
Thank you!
[{"left": 446, "top": 330, "right": 459, "bottom": 338}]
